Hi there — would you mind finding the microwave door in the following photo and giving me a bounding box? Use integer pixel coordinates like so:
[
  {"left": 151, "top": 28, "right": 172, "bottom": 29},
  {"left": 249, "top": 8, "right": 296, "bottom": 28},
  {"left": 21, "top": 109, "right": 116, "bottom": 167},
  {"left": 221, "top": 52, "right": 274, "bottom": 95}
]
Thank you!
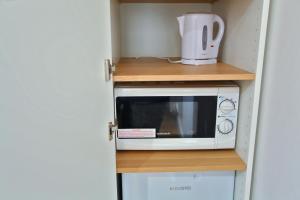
[
  {"left": 157, "top": 97, "right": 195, "bottom": 138},
  {"left": 116, "top": 96, "right": 217, "bottom": 139},
  {"left": 166, "top": 96, "right": 217, "bottom": 139},
  {"left": 116, "top": 97, "right": 169, "bottom": 136},
  {"left": 172, "top": 97, "right": 198, "bottom": 138}
]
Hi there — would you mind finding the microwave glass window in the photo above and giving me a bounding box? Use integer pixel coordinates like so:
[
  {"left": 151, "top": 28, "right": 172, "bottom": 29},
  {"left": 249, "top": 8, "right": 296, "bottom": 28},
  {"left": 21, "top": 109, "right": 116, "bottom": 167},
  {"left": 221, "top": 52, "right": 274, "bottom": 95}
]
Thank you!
[{"left": 116, "top": 96, "right": 217, "bottom": 138}]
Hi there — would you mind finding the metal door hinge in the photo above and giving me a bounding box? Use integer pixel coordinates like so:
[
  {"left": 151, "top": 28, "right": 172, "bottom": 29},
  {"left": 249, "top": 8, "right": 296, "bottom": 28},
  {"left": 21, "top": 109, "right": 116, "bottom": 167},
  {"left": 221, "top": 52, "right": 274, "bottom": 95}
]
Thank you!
[
  {"left": 108, "top": 121, "right": 118, "bottom": 141},
  {"left": 104, "top": 59, "right": 116, "bottom": 81}
]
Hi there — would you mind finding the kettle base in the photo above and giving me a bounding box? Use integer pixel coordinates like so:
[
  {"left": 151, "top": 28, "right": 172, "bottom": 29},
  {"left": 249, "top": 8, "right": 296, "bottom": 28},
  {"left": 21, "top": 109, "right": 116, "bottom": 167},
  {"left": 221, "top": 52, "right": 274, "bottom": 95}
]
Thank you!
[{"left": 182, "top": 58, "right": 217, "bottom": 65}]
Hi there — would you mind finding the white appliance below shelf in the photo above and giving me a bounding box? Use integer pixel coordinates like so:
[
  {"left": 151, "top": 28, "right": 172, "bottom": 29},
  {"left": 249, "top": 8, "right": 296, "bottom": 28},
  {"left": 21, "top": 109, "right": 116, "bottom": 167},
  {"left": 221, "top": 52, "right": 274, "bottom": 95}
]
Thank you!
[{"left": 122, "top": 171, "right": 235, "bottom": 200}]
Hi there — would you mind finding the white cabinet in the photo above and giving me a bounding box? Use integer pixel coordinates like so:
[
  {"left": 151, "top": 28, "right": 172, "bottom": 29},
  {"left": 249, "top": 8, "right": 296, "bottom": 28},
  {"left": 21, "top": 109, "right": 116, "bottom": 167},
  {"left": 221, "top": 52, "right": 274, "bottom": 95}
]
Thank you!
[
  {"left": 111, "top": 1, "right": 271, "bottom": 200},
  {"left": 0, "top": 1, "right": 117, "bottom": 200},
  {"left": 0, "top": 0, "right": 271, "bottom": 200}
]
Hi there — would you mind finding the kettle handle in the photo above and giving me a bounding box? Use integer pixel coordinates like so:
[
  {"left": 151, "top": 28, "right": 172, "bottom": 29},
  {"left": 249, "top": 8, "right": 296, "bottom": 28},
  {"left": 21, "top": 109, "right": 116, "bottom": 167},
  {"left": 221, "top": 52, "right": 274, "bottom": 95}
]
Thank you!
[{"left": 212, "top": 15, "right": 225, "bottom": 45}]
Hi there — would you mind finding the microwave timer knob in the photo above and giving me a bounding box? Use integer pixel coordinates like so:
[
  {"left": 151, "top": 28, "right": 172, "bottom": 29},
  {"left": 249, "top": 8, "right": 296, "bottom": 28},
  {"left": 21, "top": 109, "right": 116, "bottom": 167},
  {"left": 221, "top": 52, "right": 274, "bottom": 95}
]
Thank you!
[
  {"left": 217, "top": 119, "right": 234, "bottom": 134},
  {"left": 219, "top": 99, "right": 235, "bottom": 114}
]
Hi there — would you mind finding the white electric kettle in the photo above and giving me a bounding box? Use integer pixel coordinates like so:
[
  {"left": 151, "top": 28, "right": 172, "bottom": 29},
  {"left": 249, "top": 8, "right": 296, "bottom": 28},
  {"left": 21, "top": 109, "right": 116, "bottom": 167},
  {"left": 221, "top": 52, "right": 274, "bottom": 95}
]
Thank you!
[{"left": 177, "top": 13, "right": 225, "bottom": 65}]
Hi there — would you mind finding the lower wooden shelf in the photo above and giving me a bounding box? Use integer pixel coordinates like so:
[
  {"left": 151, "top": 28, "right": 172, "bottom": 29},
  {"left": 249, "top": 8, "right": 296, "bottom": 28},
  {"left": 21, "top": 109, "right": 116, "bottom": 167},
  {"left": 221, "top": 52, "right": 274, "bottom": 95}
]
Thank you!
[
  {"left": 119, "top": 0, "right": 216, "bottom": 3},
  {"left": 116, "top": 150, "right": 246, "bottom": 173}
]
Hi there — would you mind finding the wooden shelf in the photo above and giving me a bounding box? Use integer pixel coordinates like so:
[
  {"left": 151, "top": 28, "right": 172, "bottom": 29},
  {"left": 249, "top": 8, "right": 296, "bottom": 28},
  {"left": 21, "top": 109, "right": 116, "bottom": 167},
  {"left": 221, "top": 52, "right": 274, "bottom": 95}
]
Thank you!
[
  {"left": 116, "top": 150, "right": 246, "bottom": 173},
  {"left": 119, "top": 0, "right": 216, "bottom": 3},
  {"left": 113, "top": 58, "right": 255, "bottom": 82}
]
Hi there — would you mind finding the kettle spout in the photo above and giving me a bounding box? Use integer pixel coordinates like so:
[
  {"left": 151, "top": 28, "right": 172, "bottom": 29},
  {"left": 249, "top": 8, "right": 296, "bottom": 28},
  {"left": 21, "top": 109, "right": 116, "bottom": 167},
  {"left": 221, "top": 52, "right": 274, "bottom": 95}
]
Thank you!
[{"left": 177, "top": 16, "right": 185, "bottom": 37}]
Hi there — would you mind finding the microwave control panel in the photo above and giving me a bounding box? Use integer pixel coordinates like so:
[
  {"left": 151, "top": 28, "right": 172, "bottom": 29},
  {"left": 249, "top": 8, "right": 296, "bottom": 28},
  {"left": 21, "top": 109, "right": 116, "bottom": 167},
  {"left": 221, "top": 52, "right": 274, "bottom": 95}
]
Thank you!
[{"left": 215, "top": 90, "right": 239, "bottom": 148}]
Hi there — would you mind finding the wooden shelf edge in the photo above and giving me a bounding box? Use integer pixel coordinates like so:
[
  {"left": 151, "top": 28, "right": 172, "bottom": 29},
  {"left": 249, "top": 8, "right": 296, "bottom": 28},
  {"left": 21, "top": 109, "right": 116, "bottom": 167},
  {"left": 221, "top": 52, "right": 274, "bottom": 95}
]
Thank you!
[
  {"left": 113, "top": 58, "right": 256, "bottom": 82},
  {"left": 116, "top": 150, "right": 246, "bottom": 173},
  {"left": 113, "top": 74, "right": 255, "bottom": 82}
]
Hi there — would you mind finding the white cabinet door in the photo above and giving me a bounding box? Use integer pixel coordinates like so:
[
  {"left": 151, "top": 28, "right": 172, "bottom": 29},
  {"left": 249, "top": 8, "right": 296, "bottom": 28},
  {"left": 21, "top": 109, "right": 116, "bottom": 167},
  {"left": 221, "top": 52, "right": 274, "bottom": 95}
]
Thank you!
[{"left": 0, "top": 1, "right": 116, "bottom": 200}]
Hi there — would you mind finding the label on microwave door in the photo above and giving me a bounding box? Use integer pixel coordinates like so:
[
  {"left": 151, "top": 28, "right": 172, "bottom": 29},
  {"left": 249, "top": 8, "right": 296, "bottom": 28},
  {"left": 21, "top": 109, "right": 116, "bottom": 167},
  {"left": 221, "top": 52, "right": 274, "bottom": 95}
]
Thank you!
[{"left": 118, "top": 129, "right": 156, "bottom": 139}]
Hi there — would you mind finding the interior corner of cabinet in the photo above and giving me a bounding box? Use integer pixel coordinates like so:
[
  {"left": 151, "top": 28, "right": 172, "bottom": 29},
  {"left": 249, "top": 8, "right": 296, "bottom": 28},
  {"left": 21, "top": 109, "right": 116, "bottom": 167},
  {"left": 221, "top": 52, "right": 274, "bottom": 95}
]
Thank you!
[{"left": 119, "top": 3, "right": 213, "bottom": 58}]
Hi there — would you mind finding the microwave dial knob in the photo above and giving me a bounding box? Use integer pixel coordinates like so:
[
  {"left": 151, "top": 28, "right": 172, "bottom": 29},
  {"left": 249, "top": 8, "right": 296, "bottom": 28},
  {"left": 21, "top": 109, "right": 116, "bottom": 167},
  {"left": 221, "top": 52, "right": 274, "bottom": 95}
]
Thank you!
[
  {"left": 219, "top": 99, "right": 235, "bottom": 114},
  {"left": 218, "top": 119, "right": 234, "bottom": 134}
]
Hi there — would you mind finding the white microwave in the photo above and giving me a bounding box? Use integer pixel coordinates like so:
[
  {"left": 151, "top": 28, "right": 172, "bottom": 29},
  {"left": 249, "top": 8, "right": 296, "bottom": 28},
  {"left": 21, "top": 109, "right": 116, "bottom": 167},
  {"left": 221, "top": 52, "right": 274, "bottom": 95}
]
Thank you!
[{"left": 114, "top": 82, "right": 239, "bottom": 150}]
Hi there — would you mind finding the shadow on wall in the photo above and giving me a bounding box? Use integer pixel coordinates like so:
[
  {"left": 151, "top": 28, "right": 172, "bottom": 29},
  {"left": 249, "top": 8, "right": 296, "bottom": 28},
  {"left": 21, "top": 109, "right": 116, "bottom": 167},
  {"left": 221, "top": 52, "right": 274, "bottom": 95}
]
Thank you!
[
  {"left": 213, "top": 0, "right": 256, "bottom": 70},
  {"left": 120, "top": 3, "right": 212, "bottom": 58}
]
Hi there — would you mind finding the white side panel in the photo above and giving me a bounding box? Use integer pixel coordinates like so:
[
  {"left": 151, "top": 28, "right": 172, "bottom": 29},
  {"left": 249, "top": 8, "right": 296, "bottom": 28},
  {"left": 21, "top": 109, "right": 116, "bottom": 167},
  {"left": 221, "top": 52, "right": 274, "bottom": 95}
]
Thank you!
[
  {"left": 252, "top": 1, "right": 300, "bottom": 199},
  {"left": 0, "top": 1, "right": 116, "bottom": 200},
  {"left": 242, "top": 0, "right": 270, "bottom": 199},
  {"left": 120, "top": 3, "right": 212, "bottom": 57},
  {"left": 212, "top": 0, "right": 270, "bottom": 199}
]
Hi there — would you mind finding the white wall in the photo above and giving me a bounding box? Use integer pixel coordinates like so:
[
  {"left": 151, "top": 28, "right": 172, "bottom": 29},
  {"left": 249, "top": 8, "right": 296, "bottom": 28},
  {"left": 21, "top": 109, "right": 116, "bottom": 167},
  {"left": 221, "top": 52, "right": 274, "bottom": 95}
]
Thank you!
[
  {"left": 120, "top": 3, "right": 211, "bottom": 57},
  {"left": 251, "top": 0, "right": 300, "bottom": 199}
]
